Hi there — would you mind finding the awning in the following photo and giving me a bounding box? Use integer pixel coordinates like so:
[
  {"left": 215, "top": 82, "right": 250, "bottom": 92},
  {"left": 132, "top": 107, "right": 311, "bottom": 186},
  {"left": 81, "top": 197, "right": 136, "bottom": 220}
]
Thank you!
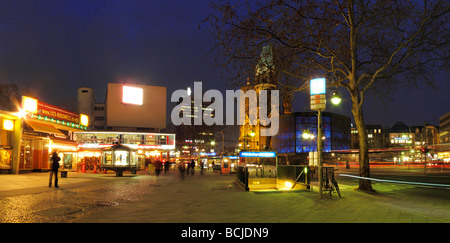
[
  {"left": 50, "top": 138, "right": 78, "bottom": 152},
  {"left": 25, "top": 121, "right": 65, "bottom": 136}
]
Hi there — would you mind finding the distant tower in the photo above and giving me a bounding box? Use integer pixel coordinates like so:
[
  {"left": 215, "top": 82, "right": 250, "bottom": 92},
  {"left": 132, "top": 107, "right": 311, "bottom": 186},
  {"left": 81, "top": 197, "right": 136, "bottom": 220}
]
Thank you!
[
  {"left": 239, "top": 45, "right": 277, "bottom": 151},
  {"left": 77, "top": 87, "right": 94, "bottom": 127}
]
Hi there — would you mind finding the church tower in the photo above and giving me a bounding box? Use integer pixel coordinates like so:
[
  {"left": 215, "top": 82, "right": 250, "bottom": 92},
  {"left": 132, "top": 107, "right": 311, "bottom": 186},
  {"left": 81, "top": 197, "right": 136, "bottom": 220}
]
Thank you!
[{"left": 239, "top": 45, "right": 279, "bottom": 151}]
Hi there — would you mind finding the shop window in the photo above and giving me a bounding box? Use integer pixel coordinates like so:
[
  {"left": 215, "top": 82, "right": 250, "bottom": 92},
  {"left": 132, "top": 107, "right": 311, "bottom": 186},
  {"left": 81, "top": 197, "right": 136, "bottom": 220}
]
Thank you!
[{"left": 0, "top": 148, "right": 12, "bottom": 169}]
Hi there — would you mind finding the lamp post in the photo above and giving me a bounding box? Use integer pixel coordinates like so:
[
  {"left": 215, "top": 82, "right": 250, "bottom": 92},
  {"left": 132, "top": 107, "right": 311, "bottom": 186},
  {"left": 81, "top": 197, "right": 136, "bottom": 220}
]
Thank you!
[
  {"left": 310, "top": 78, "right": 326, "bottom": 199},
  {"left": 310, "top": 78, "right": 340, "bottom": 199}
]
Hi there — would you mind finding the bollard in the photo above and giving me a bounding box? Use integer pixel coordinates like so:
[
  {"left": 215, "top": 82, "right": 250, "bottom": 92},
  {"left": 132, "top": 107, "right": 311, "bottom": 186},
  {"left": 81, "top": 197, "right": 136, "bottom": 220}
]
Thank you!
[
  {"left": 93, "top": 164, "right": 97, "bottom": 173},
  {"left": 81, "top": 163, "right": 86, "bottom": 173}
]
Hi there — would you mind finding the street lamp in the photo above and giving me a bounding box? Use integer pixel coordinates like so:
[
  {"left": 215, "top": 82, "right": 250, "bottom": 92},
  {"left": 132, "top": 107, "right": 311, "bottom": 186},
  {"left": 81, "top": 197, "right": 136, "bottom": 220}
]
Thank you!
[
  {"left": 331, "top": 90, "right": 341, "bottom": 105},
  {"left": 302, "top": 130, "right": 311, "bottom": 139}
]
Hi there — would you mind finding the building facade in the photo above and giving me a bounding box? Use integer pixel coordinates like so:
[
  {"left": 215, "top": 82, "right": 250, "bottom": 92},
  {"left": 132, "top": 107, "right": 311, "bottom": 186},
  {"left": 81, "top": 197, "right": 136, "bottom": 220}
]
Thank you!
[
  {"left": 75, "top": 131, "right": 175, "bottom": 170},
  {"left": 76, "top": 83, "right": 175, "bottom": 169},
  {"left": 351, "top": 124, "right": 390, "bottom": 149},
  {"left": 2, "top": 96, "right": 89, "bottom": 174},
  {"left": 439, "top": 112, "right": 450, "bottom": 144},
  {"left": 272, "top": 112, "right": 351, "bottom": 164},
  {"left": 78, "top": 83, "right": 167, "bottom": 132},
  {"left": 174, "top": 96, "right": 216, "bottom": 161}
]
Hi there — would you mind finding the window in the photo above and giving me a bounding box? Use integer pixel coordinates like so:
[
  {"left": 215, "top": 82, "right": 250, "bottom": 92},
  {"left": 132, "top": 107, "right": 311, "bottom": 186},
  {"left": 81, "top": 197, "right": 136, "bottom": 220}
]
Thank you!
[{"left": 295, "top": 114, "right": 332, "bottom": 153}]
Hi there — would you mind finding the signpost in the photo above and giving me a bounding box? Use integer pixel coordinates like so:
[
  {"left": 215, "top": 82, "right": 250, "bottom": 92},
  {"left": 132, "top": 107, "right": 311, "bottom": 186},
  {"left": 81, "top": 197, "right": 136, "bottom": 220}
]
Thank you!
[{"left": 310, "top": 78, "right": 326, "bottom": 199}]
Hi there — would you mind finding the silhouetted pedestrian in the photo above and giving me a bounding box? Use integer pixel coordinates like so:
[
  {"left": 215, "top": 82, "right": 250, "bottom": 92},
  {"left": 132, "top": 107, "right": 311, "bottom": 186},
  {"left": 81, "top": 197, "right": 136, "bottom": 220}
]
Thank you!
[
  {"left": 200, "top": 161, "right": 204, "bottom": 175},
  {"left": 164, "top": 160, "right": 170, "bottom": 173},
  {"left": 178, "top": 162, "right": 185, "bottom": 181},
  {"left": 154, "top": 160, "right": 162, "bottom": 176},
  {"left": 190, "top": 160, "right": 195, "bottom": 175},
  {"left": 49, "top": 151, "right": 60, "bottom": 188}
]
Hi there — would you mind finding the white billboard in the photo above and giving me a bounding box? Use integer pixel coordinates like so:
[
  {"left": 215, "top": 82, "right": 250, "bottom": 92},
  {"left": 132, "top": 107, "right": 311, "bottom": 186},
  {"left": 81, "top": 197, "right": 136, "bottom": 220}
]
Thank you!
[{"left": 106, "top": 83, "right": 166, "bottom": 129}]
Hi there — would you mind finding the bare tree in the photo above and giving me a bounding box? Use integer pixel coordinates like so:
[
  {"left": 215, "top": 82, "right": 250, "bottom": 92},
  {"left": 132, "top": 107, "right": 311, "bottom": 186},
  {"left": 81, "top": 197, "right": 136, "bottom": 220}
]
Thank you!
[{"left": 204, "top": 0, "right": 449, "bottom": 190}]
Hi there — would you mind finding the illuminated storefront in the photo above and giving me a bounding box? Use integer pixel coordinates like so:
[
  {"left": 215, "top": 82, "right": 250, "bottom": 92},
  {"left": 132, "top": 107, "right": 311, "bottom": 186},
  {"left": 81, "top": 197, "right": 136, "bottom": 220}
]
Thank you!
[
  {"left": 75, "top": 131, "right": 176, "bottom": 170},
  {"left": 0, "top": 110, "right": 20, "bottom": 174},
  {"left": 16, "top": 96, "right": 89, "bottom": 173},
  {"left": 101, "top": 143, "right": 139, "bottom": 176}
]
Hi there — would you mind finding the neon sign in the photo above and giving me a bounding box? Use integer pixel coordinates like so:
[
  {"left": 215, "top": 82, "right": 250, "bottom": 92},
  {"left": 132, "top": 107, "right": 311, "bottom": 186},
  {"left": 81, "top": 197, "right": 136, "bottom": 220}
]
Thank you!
[{"left": 239, "top": 151, "right": 276, "bottom": 158}]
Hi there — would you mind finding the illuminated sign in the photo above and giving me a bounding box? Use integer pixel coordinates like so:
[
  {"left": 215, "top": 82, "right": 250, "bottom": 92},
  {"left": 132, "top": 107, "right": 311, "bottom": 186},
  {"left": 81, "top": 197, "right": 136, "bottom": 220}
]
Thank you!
[
  {"left": 80, "top": 114, "right": 89, "bottom": 126},
  {"left": 239, "top": 151, "right": 276, "bottom": 158},
  {"left": 37, "top": 101, "right": 80, "bottom": 124},
  {"left": 310, "top": 78, "right": 326, "bottom": 110},
  {"left": 310, "top": 78, "right": 326, "bottom": 95},
  {"left": 22, "top": 96, "right": 88, "bottom": 129},
  {"left": 23, "top": 96, "right": 38, "bottom": 114},
  {"left": 122, "top": 86, "right": 143, "bottom": 105}
]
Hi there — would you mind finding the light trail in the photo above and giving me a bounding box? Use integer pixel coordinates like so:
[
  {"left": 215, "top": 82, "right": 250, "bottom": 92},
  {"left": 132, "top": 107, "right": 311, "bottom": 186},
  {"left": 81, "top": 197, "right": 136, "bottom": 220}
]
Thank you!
[{"left": 339, "top": 174, "right": 450, "bottom": 188}]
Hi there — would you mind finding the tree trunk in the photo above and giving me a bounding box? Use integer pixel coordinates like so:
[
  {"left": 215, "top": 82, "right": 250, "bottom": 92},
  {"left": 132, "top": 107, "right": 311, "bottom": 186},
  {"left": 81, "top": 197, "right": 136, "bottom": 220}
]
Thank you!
[{"left": 351, "top": 93, "right": 373, "bottom": 191}]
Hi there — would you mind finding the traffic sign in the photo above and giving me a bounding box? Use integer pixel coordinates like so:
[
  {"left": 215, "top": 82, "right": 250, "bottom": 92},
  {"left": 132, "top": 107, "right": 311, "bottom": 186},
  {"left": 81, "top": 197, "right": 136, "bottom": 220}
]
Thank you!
[
  {"left": 310, "top": 94, "right": 326, "bottom": 110},
  {"left": 310, "top": 78, "right": 326, "bottom": 111}
]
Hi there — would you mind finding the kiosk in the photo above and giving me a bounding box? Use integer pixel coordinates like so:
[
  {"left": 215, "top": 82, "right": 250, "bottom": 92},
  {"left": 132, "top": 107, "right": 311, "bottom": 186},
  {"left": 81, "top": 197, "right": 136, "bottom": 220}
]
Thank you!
[
  {"left": 220, "top": 156, "right": 239, "bottom": 174},
  {"left": 101, "top": 143, "right": 138, "bottom": 176}
]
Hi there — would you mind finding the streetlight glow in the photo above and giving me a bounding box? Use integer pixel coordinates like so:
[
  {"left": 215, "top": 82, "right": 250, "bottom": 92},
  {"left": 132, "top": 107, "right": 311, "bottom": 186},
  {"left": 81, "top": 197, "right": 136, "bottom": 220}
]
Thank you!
[
  {"left": 302, "top": 130, "right": 311, "bottom": 139},
  {"left": 331, "top": 91, "right": 341, "bottom": 105}
]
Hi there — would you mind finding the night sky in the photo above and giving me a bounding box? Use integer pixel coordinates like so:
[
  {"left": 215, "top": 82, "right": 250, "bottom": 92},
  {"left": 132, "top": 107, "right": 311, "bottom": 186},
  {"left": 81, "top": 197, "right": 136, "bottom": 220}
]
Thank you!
[{"left": 0, "top": 0, "right": 448, "bottom": 129}]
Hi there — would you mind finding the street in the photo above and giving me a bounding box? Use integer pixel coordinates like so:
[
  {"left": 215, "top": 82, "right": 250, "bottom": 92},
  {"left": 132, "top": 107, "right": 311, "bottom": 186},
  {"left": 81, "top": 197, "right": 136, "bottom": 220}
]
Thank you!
[{"left": 0, "top": 167, "right": 449, "bottom": 223}]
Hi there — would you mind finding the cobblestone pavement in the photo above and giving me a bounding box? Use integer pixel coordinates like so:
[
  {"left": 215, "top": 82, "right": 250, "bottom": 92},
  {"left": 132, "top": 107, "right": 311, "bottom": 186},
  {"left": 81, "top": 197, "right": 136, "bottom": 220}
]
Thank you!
[{"left": 1, "top": 167, "right": 449, "bottom": 224}]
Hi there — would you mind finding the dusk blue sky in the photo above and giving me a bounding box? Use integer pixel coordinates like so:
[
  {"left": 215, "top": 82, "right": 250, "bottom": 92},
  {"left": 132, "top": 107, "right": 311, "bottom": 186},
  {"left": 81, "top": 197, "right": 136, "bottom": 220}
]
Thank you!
[{"left": 0, "top": 0, "right": 448, "bottom": 128}]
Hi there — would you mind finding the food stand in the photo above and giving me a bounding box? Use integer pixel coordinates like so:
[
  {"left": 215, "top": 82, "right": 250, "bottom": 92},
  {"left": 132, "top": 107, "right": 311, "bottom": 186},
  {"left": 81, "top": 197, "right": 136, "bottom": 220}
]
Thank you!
[{"left": 101, "top": 143, "right": 138, "bottom": 176}]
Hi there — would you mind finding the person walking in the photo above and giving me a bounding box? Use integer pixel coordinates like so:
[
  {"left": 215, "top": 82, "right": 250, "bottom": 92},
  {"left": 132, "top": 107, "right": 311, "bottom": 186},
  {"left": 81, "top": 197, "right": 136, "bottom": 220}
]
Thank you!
[
  {"left": 154, "top": 160, "right": 162, "bottom": 176},
  {"left": 190, "top": 160, "right": 195, "bottom": 175},
  {"left": 178, "top": 162, "right": 185, "bottom": 181},
  {"left": 200, "top": 161, "right": 204, "bottom": 176},
  {"left": 164, "top": 160, "right": 170, "bottom": 173},
  {"left": 49, "top": 151, "right": 60, "bottom": 188}
]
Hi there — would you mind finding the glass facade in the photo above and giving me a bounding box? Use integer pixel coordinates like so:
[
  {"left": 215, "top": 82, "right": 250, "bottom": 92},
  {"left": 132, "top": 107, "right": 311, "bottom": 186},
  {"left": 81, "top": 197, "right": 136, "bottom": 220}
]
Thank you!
[
  {"left": 273, "top": 112, "right": 350, "bottom": 154},
  {"left": 295, "top": 115, "right": 331, "bottom": 153}
]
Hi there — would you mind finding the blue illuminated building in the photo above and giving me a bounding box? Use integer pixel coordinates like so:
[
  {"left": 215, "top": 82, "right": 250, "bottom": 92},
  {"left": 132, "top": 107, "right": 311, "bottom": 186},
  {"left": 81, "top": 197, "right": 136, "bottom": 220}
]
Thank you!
[{"left": 272, "top": 112, "right": 351, "bottom": 159}]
